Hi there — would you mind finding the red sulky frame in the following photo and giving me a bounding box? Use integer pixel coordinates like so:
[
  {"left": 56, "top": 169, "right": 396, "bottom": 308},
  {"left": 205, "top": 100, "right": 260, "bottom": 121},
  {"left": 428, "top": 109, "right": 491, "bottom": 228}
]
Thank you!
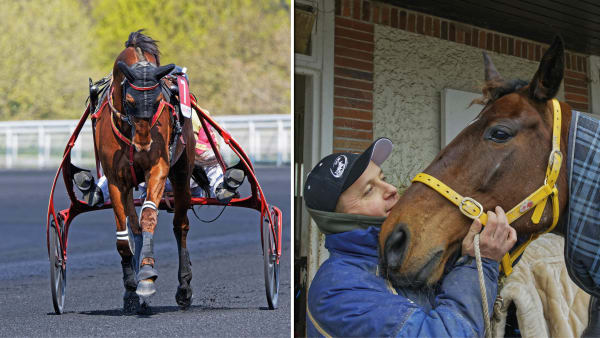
[{"left": 46, "top": 96, "right": 282, "bottom": 314}]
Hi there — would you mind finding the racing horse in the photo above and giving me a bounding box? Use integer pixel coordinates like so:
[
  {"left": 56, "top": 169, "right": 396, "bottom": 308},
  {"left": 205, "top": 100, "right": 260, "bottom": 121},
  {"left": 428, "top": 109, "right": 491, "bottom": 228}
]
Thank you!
[
  {"left": 379, "top": 36, "right": 571, "bottom": 288},
  {"left": 94, "top": 30, "right": 196, "bottom": 312}
]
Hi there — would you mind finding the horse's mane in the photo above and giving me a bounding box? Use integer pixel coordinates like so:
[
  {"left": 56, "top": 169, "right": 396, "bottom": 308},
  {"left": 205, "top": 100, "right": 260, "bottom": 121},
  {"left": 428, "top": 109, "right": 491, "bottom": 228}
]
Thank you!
[
  {"left": 471, "top": 78, "right": 529, "bottom": 106},
  {"left": 124, "top": 29, "right": 160, "bottom": 66}
]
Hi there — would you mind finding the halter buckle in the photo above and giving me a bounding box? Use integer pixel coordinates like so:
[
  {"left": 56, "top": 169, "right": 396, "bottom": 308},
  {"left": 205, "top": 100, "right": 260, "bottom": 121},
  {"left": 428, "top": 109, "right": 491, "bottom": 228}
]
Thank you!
[
  {"left": 547, "top": 149, "right": 562, "bottom": 167},
  {"left": 544, "top": 149, "right": 562, "bottom": 186},
  {"left": 459, "top": 197, "right": 484, "bottom": 220}
]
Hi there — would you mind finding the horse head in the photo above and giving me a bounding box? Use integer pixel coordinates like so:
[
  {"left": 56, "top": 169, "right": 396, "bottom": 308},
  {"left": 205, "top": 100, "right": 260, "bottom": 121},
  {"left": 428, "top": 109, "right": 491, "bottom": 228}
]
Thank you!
[
  {"left": 111, "top": 31, "right": 174, "bottom": 152},
  {"left": 116, "top": 61, "right": 174, "bottom": 151},
  {"left": 379, "top": 37, "right": 572, "bottom": 289}
]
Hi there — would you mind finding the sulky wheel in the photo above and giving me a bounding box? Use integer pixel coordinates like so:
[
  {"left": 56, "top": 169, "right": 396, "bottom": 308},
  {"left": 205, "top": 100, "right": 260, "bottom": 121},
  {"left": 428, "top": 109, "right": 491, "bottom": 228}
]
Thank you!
[
  {"left": 49, "top": 217, "right": 67, "bottom": 314},
  {"left": 262, "top": 208, "right": 280, "bottom": 310}
]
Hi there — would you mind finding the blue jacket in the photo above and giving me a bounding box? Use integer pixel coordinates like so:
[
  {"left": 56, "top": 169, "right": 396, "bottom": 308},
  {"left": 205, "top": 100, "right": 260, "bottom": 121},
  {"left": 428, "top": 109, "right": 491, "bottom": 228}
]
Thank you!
[{"left": 306, "top": 226, "right": 499, "bottom": 337}]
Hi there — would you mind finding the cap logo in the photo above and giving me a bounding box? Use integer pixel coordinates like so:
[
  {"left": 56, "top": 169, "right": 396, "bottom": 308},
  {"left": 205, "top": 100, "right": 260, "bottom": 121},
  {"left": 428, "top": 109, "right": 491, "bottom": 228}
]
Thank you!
[{"left": 330, "top": 155, "right": 347, "bottom": 178}]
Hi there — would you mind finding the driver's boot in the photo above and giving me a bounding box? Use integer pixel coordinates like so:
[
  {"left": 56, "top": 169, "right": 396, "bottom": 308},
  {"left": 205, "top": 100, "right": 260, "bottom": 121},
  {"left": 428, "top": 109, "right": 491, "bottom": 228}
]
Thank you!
[
  {"left": 215, "top": 168, "right": 245, "bottom": 203},
  {"left": 73, "top": 170, "right": 104, "bottom": 207}
]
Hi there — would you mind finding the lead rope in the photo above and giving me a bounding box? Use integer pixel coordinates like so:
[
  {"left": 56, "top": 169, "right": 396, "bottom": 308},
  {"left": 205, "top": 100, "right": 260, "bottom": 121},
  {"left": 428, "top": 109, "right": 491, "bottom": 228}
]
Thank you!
[{"left": 474, "top": 233, "right": 492, "bottom": 338}]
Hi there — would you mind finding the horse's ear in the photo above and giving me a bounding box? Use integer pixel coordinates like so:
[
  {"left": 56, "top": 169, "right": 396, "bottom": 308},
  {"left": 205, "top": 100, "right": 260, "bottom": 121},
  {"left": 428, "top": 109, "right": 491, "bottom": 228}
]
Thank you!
[
  {"left": 483, "top": 52, "right": 502, "bottom": 82},
  {"left": 529, "top": 36, "right": 564, "bottom": 101},
  {"left": 154, "top": 64, "right": 175, "bottom": 80},
  {"left": 117, "top": 61, "right": 135, "bottom": 82}
]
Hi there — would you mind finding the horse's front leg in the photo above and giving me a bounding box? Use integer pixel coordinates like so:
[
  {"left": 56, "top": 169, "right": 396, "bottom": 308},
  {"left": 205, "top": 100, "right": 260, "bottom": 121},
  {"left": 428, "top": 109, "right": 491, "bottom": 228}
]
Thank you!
[
  {"left": 170, "top": 166, "right": 193, "bottom": 309},
  {"left": 135, "top": 163, "right": 168, "bottom": 299},
  {"left": 107, "top": 181, "right": 140, "bottom": 313}
]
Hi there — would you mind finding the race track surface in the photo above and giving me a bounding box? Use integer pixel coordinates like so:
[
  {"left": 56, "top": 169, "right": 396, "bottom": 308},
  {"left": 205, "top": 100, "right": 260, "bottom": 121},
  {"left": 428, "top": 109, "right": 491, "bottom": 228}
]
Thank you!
[{"left": 0, "top": 167, "right": 291, "bottom": 337}]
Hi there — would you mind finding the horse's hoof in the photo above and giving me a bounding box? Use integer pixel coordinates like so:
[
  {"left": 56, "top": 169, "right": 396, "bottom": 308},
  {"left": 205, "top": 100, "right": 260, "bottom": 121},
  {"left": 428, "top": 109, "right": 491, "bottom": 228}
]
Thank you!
[
  {"left": 136, "top": 279, "right": 156, "bottom": 297},
  {"left": 175, "top": 285, "right": 193, "bottom": 309},
  {"left": 138, "top": 300, "right": 152, "bottom": 315},
  {"left": 123, "top": 290, "right": 140, "bottom": 314}
]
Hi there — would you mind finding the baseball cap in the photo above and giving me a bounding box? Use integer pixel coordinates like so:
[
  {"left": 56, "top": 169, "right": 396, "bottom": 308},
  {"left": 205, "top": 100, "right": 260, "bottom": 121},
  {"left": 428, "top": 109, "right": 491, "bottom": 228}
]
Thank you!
[{"left": 303, "top": 137, "right": 393, "bottom": 212}]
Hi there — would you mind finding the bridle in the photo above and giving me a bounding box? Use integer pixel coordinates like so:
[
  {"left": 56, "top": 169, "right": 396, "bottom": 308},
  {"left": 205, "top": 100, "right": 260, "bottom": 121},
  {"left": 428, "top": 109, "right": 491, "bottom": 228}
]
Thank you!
[
  {"left": 105, "top": 78, "right": 176, "bottom": 188},
  {"left": 412, "top": 98, "right": 563, "bottom": 276}
]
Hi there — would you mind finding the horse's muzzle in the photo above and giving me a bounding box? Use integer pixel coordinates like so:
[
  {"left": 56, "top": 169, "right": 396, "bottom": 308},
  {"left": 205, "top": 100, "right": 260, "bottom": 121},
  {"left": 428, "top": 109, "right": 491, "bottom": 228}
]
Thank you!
[
  {"left": 383, "top": 223, "right": 409, "bottom": 271},
  {"left": 382, "top": 223, "right": 443, "bottom": 288},
  {"left": 133, "top": 140, "right": 152, "bottom": 152}
]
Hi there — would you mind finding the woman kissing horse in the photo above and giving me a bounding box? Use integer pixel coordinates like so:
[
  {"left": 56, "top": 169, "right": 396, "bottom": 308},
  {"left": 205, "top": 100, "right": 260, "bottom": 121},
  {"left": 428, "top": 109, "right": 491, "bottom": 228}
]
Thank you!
[
  {"left": 379, "top": 36, "right": 570, "bottom": 289},
  {"left": 94, "top": 30, "right": 196, "bottom": 312}
]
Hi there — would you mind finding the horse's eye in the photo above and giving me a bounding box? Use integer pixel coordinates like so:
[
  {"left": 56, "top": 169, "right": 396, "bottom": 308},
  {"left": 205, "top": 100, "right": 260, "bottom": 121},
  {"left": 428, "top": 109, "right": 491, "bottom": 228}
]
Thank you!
[
  {"left": 492, "top": 129, "right": 510, "bottom": 140},
  {"left": 485, "top": 126, "right": 513, "bottom": 143}
]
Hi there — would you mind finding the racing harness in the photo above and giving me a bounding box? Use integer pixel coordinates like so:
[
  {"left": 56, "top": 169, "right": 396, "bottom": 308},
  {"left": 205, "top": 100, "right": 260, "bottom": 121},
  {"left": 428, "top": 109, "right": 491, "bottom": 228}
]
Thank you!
[{"left": 91, "top": 74, "right": 189, "bottom": 188}]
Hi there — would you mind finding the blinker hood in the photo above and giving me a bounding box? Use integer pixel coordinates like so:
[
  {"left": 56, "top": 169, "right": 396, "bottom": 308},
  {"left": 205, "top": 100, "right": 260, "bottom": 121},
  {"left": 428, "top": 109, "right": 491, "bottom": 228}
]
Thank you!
[
  {"left": 123, "top": 83, "right": 162, "bottom": 119},
  {"left": 117, "top": 61, "right": 175, "bottom": 119}
]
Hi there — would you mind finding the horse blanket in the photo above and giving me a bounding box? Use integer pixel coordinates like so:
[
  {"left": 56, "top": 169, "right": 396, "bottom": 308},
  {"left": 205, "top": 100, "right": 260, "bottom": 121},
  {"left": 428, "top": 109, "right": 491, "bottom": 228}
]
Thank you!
[{"left": 565, "top": 110, "right": 600, "bottom": 297}]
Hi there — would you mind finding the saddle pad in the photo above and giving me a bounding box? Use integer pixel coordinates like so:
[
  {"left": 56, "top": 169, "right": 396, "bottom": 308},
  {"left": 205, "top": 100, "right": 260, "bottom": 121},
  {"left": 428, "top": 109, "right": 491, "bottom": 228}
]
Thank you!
[{"left": 565, "top": 110, "right": 600, "bottom": 297}]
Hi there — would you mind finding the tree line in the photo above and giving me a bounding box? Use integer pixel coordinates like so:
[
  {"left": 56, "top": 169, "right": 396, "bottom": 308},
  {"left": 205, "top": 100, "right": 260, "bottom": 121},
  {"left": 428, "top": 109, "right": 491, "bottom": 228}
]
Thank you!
[{"left": 0, "top": 0, "right": 290, "bottom": 120}]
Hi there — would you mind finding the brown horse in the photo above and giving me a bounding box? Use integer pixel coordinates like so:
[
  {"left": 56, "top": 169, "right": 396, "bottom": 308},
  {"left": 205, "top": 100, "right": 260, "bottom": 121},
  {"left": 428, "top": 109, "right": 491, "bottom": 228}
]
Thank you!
[
  {"left": 379, "top": 37, "right": 570, "bottom": 289},
  {"left": 94, "top": 30, "right": 196, "bottom": 312}
]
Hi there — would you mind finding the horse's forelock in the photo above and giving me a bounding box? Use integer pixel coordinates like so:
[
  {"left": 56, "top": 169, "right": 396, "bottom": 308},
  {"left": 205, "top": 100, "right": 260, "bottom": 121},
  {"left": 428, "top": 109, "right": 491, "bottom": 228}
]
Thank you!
[
  {"left": 471, "top": 78, "right": 529, "bottom": 107},
  {"left": 125, "top": 29, "right": 160, "bottom": 66}
]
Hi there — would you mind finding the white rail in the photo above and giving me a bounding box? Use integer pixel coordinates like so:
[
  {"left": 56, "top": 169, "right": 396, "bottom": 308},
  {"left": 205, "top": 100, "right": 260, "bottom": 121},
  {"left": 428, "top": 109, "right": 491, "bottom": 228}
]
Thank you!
[{"left": 0, "top": 115, "right": 290, "bottom": 169}]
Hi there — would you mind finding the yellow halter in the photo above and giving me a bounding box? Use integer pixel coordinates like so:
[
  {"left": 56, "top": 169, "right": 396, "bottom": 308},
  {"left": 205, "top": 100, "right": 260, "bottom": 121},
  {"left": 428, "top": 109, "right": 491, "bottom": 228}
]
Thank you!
[{"left": 412, "top": 99, "right": 563, "bottom": 276}]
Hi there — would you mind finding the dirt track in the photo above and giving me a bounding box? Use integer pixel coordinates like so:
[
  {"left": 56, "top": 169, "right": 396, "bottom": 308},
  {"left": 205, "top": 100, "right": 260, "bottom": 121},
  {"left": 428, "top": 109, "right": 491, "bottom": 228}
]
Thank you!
[{"left": 0, "top": 167, "right": 290, "bottom": 337}]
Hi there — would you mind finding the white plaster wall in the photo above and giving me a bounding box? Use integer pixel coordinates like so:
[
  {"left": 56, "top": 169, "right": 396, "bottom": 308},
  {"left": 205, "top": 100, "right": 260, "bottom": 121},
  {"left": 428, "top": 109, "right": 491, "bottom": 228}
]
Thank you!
[{"left": 374, "top": 25, "right": 563, "bottom": 189}]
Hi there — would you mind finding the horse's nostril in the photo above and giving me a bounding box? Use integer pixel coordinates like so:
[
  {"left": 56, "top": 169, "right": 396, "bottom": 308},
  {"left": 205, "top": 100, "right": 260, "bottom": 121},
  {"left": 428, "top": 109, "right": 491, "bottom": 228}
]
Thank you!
[{"left": 384, "top": 224, "right": 408, "bottom": 268}]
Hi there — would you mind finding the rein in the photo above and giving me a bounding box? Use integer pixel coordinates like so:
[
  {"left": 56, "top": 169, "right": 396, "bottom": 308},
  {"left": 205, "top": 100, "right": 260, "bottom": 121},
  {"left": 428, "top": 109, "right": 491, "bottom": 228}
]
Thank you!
[
  {"left": 105, "top": 84, "right": 175, "bottom": 188},
  {"left": 412, "top": 98, "right": 563, "bottom": 276},
  {"left": 128, "top": 82, "right": 159, "bottom": 91}
]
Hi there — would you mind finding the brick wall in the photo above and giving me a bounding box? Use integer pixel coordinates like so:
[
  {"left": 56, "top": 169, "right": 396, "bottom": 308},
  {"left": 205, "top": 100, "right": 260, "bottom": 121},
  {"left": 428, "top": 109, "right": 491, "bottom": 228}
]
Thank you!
[
  {"left": 332, "top": 0, "right": 590, "bottom": 152},
  {"left": 333, "top": 16, "right": 374, "bottom": 152}
]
